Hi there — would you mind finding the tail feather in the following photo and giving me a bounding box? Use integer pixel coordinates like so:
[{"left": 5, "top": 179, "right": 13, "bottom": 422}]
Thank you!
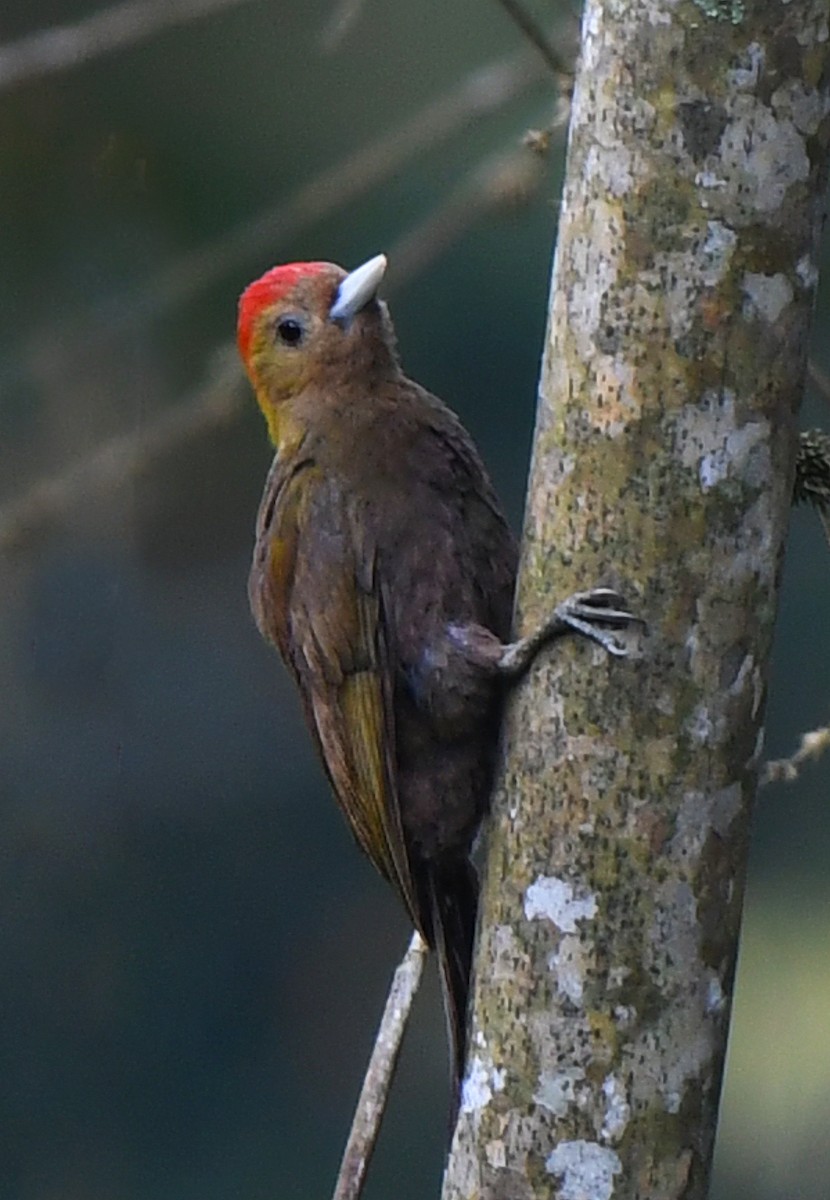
[{"left": 423, "top": 857, "right": 479, "bottom": 1128}]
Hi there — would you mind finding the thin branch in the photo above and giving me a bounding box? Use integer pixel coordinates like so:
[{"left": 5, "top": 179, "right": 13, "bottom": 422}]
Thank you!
[
  {"left": 2, "top": 44, "right": 545, "bottom": 392},
  {"left": 808, "top": 358, "right": 830, "bottom": 410},
  {"left": 0, "top": 135, "right": 557, "bottom": 556},
  {"left": 0, "top": 348, "right": 246, "bottom": 553},
  {"left": 494, "top": 0, "right": 572, "bottom": 85},
  {"left": 0, "top": 0, "right": 255, "bottom": 91},
  {"left": 147, "top": 47, "right": 544, "bottom": 315},
  {"left": 388, "top": 147, "right": 547, "bottom": 284},
  {"left": 332, "top": 932, "right": 427, "bottom": 1200},
  {"left": 762, "top": 724, "right": 830, "bottom": 785},
  {"left": 320, "top": 0, "right": 369, "bottom": 52}
]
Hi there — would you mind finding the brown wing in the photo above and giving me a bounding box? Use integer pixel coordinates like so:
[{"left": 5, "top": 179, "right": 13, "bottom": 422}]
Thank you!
[{"left": 250, "top": 458, "right": 420, "bottom": 931}]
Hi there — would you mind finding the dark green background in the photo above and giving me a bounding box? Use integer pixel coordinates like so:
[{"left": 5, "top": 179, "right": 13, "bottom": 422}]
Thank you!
[{"left": 1, "top": 2, "right": 828, "bottom": 1197}]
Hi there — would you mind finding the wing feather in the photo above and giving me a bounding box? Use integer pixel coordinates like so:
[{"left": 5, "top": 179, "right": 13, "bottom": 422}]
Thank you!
[{"left": 251, "top": 462, "right": 419, "bottom": 930}]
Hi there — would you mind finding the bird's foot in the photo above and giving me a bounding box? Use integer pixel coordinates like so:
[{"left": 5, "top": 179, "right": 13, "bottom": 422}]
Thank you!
[
  {"left": 498, "top": 588, "right": 641, "bottom": 678},
  {"left": 550, "top": 588, "right": 638, "bottom": 656}
]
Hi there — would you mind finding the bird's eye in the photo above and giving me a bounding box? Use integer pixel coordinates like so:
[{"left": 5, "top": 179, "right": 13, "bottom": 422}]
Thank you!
[{"left": 276, "top": 316, "right": 305, "bottom": 347}]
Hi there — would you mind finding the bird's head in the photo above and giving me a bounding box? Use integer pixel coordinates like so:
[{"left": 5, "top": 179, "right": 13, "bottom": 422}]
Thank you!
[{"left": 237, "top": 254, "right": 395, "bottom": 445}]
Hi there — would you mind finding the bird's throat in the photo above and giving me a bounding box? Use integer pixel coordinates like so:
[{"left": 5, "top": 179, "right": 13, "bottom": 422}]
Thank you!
[{"left": 257, "top": 391, "right": 307, "bottom": 458}]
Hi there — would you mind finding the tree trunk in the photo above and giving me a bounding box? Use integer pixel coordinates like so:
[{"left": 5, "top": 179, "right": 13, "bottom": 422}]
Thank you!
[{"left": 443, "top": 2, "right": 830, "bottom": 1197}]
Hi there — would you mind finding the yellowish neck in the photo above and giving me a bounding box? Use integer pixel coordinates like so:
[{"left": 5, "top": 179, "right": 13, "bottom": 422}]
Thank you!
[{"left": 257, "top": 391, "right": 306, "bottom": 458}]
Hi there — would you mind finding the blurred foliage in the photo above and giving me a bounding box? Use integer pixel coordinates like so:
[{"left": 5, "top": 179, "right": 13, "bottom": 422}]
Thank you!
[{"left": 0, "top": 2, "right": 828, "bottom": 1198}]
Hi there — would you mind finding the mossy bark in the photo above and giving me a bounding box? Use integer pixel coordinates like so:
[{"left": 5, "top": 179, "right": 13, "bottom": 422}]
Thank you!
[{"left": 443, "top": 1, "right": 830, "bottom": 1197}]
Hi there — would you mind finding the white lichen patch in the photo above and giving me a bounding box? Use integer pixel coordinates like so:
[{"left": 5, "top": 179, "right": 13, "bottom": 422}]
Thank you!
[
  {"left": 625, "top": 206, "right": 742, "bottom": 341},
  {"left": 771, "top": 79, "right": 829, "bottom": 136},
  {"left": 548, "top": 451, "right": 578, "bottom": 492},
  {"left": 722, "top": 491, "right": 777, "bottom": 588},
  {"left": 525, "top": 875, "right": 598, "bottom": 932},
  {"left": 601, "top": 1074, "right": 631, "bottom": 1143},
  {"left": 796, "top": 254, "right": 819, "bottom": 290},
  {"left": 712, "top": 781, "right": 744, "bottom": 835},
  {"left": 646, "top": 3, "right": 672, "bottom": 24},
  {"left": 670, "top": 784, "right": 742, "bottom": 865},
  {"left": 534, "top": 1067, "right": 586, "bottom": 1117},
  {"left": 566, "top": 217, "right": 622, "bottom": 363},
  {"left": 700, "top": 220, "right": 738, "bottom": 287},
  {"left": 485, "top": 1139, "right": 507, "bottom": 1169},
  {"left": 677, "top": 389, "right": 771, "bottom": 496},
  {"left": 795, "top": 6, "right": 829, "bottom": 48},
  {"left": 677, "top": 387, "right": 735, "bottom": 468},
  {"left": 627, "top": 847, "right": 740, "bottom": 1117},
  {"left": 650, "top": 881, "right": 700, "bottom": 985},
  {"left": 584, "top": 142, "right": 633, "bottom": 199},
  {"left": 692, "top": 0, "right": 745, "bottom": 24},
  {"left": 706, "top": 974, "right": 726, "bottom": 1015},
  {"left": 742, "top": 271, "right": 794, "bottom": 323},
  {"left": 658, "top": 1023, "right": 718, "bottom": 1114},
  {"left": 636, "top": 250, "right": 708, "bottom": 343},
  {"left": 580, "top": 81, "right": 656, "bottom": 196},
  {"left": 613, "top": 1004, "right": 637, "bottom": 1030},
  {"left": 697, "top": 453, "right": 723, "bottom": 492},
  {"left": 726, "top": 652, "right": 755, "bottom": 698},
  {"left": 700, "top": 421, "right": 771, "bottom": 492},
  {"left": 590, "top": 355, "right": 638, "bottom": 437},
  {"left": 726, "top": 41, "right": 764, "bottom": 91},
  {"left": 461, "top": 1056, "right": 492, "bottom": 1113},
  {"left": 716, "top": 98, "right": 809, "bottom": 217},
  {"left": 580, "top": 1, "right": 603, "bottom": 75},
  {"left": 489, "top": 923, "right": 530, "bottom": 983},
  {"left": 546, "top": 1140, "right": 622, "bottom": 1200},
  {"left": 686, "top": 703, "right": 718, "bottom": 745},
  {"left": 695, "top": 169, "right": 728, "bottom": 192},
  {"left": 606, "top": 964, "right": 631, "bottom": 990},
  {"left": 627, "top": 1005, "right": 719, "bottom": 1120},
  {"left": 549, "top": 934, "right": 590, "bottom": 1005},
  {"left": 461, "top": 1052, "right": 506, "bottom": 1115}
]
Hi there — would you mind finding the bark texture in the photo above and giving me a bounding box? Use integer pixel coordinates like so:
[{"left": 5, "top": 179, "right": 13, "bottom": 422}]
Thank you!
[{"left": 443, "top": 2, "right": 830, "bottom": 1198}]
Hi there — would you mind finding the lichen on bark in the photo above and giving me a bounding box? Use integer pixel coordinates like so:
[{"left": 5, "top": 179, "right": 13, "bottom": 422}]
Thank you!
[{"left": 442, "top": 1, "right": 830, "bottom": 1198}]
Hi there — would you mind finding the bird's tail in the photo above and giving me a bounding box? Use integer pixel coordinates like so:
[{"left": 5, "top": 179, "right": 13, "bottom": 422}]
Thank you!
[{"left": 423, "top": 856, "right": 479, "bottom": 1128}]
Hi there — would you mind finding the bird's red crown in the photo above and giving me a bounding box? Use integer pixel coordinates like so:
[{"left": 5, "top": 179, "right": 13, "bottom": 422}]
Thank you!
[{"left": 237, "top": 261, "right": 331, "bottom": 363}]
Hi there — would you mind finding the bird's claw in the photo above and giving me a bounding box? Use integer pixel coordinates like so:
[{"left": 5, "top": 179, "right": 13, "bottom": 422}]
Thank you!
[{"left": 554, "top": 588, "right": 642, "bottom": 658}]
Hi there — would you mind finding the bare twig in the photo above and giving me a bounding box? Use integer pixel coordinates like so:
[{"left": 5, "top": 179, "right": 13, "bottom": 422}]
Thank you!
[
  {"left": 389, "top": 147, "right": 546, "bottom": 284},
  {"left": 320, "top": 0, "right": 369, "bottom": 52},
  {"left": 0, "top": 0, "right": 255, "bottom": 90},
  {"left": 146, "top": 47, "right": 544, "bottom": 315},
  {"left": 808, "top": 358, "right": 830, "bottom": 409},
  {"left": 332, "top": 932, "right": 427, "bottom": 1200},
  {"left": 494, "top": 0, "right": 572, "bottom": 85},
  {"left": 2, "top": 44, "right": 545, "bottom": 393},
  {"left": 763, "top": 724, "right": 830, "bottom": 784},
  {"left": 0, "top": 348, "right": 246, "bottom": 553},
  {"left": 0, "top": 130, "right": 561, "bottom": 556}
]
